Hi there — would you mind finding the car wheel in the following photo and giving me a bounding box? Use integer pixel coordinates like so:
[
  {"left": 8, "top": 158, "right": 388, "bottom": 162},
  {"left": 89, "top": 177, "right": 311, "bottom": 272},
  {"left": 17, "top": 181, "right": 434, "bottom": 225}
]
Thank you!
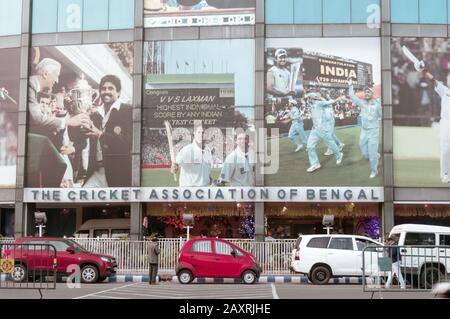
[
  {"left": 242, "top": 270, "right": 257, "bottom": 284},
  {"left": 11, "top": 264, "right": 27, "bottom": 283},
  {"left": 421, "top": 266, "right": 444, "bottom": 289},
  {"left": 310, "top": 266, "right": 331, "bottom": 285},
  {"left": 81, "top": 265, "right": 99, "bottom": 284},
  {"left": 178, "top": 270, "right": 193, "bottom": 284}
]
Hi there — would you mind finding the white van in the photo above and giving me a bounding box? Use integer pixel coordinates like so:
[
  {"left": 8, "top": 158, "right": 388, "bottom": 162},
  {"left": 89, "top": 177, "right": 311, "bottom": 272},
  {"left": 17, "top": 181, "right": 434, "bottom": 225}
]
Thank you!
[
  {"left": 290, "top": 234, "right": 382, "bottom": 284},
  {"left": 74, "top": 219, "right": 131, "bottom": 239},
  {"left": 389, "top": 224, "right": 450, "bottom": 288}
]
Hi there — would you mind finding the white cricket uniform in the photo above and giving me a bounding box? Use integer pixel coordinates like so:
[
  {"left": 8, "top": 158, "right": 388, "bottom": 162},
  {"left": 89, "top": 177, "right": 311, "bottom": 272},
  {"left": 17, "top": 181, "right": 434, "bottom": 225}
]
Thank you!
[
  {"left": 220, "top": 148, "right": 256, "bottom": 187},
  {"left": 268, "top": 66, "right": 290, "bottom": 98},
  {"left": 176, "top": 142, "right": 212, "bottom": 187},
  {"left": 435, "top": 82, "right": 450, "bottom": 181}
]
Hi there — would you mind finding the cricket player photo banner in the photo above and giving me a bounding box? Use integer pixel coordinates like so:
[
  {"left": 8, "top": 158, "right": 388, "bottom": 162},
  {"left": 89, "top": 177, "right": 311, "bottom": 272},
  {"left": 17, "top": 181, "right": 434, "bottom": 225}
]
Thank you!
[
  {"left": 25, "top": 43, "right": 134, "bottom": 189},
  {"left": 392, "top": 38, "right": 450, "bottom": 187},
  {"left": 142, "top": 39, "right": 256, "bottom": 187},
  {"left": 0, "top": 48, "right": 20, "bottom": 188},
  {"left": 144, "top": 0, "right": 255, "bottom": 28},
  {"left": 265, "top": 38, "right": 382, "bottom": 187}
]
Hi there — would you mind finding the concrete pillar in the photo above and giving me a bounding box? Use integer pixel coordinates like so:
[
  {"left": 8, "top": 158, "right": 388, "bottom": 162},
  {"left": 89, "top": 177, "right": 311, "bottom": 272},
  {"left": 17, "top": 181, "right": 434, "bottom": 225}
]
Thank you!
[
  {"left": 75, "top": 206, "right": 83, "bottom": 231},
  {"left": 254, "top": 202, "right": 265, "bottom": 242},
  {"left": 254, "top": 0, "right": 265, "bottom": 243},
  {"left": 130, "top": 203, "right": 143, "bottom": 240},
  {"left": 381, "top": 0, "right": 394, "bottom": 238},
  {"left": 14, "top": 0, "right": 32, "bottom": 237},
  {"left": 130, "top": 0, "right": 144, "bottom": 240}
]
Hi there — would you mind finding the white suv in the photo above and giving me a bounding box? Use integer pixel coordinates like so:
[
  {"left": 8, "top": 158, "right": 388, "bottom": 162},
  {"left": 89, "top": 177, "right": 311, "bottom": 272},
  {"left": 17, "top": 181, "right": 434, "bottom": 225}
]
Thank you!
[
  {"left": 389, "top": 224, "right": 450, "bottom": 288},
  {"left": 290, "top": 234, "right": 382, "bottom": 284}
]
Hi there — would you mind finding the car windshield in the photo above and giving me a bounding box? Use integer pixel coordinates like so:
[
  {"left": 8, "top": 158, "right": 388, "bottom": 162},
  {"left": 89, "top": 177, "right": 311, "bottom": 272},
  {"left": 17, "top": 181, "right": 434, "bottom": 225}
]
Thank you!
[{"left": 66, "top": 240, "right": 89, "bottom": 253}]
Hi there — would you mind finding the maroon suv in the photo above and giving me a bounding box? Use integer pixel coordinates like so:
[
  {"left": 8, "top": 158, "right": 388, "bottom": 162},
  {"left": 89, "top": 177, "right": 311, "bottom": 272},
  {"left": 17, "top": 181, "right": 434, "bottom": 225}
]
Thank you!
[{"left": 7, "top": 238, "right": 117, "bottom": 283}]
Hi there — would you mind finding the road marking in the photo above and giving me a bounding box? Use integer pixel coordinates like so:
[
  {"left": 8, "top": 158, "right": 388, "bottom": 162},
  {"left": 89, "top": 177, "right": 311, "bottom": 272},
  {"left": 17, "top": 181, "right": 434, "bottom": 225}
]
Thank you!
[
  {"left": 75, "top": 282, "right": 274, "bottom": 299},
  {"left": 102, "top": 291, "right": 186, "bottom": 298},
  {"left": 84, "top": 294, "right": 130, "bottom": 299},
  {"left": 271, "top": 283, "right": 279, "bottom": 299},
  {"left": 73, "top": 283, "right": 137, "bottom": 299}
]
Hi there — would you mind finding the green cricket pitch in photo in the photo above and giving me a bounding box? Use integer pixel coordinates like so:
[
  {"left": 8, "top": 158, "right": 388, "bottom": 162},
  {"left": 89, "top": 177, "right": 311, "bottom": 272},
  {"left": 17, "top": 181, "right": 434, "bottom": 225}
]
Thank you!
[
  {"left": 394, "top": 126, "right": 449, "bottom": 188},
  {"left": 265, "top": 126, "right": 383, "bottom": 187}
]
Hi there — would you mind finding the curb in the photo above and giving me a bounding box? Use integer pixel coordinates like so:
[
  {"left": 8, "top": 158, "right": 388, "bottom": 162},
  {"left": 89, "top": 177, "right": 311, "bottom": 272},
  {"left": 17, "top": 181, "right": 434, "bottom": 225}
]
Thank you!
[{"left": 103, "top": 275, "right": 371, "bottom": 284}]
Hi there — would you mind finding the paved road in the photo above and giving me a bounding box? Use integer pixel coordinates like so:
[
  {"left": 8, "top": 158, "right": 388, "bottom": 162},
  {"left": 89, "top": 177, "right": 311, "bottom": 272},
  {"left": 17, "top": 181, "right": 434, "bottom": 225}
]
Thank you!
[
  {"left": 0, "top": 282, "right": 435, "bottom": 299},
  {"left": 77, "top": 283, "right": 276, "bottom": 299}
]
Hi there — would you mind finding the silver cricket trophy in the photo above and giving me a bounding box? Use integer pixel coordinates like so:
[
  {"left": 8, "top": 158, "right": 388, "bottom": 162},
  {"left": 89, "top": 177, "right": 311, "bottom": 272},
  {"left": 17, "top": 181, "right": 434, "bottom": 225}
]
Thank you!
[
  {"left": 69, "top": 74, "right": 97, "bottom": 115},
  {"left": 288, "top": 57, "right": 303, "bottom": 94}
]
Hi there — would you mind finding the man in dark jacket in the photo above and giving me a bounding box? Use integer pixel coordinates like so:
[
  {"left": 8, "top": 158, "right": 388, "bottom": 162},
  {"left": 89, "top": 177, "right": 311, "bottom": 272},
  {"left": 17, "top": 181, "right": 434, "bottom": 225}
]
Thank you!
[
  {"left": 84, "top": 75, "right": 132, "bottom": 187},
  {"left": 148, "top": 237, "right": 161, "bottom": 285}
]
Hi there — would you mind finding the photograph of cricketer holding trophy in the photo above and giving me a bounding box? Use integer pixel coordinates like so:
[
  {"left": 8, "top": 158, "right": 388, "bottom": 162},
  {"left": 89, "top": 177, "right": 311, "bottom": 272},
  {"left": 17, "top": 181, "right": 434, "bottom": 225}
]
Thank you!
[
  {"left": 265, "top": 38, "right": 382, "bottom": 187},
  {"left": 26, "top": 43, "right": 134, "bottom": 188},
  {"left": 392, "top": 38, "right": 450, "bottom": 187},
  {"left": 0, "top": 48, "right": 20, "bottom": 187}
]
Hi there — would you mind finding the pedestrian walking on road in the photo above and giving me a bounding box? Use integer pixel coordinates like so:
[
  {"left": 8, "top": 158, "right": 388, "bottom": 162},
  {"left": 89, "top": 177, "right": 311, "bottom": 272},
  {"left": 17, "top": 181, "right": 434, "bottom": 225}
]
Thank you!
[
  {"left": 385, "top": 236, "right": 406, "bottom": 289},
  {"left": 148, "top": 236, "right": 161, "bottom": 285}
]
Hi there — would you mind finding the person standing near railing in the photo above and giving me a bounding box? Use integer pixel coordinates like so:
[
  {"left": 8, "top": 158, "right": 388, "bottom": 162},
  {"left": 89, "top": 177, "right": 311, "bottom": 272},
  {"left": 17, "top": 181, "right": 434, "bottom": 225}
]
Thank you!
[
  {"left": 385, "top": 237, "right": 406, "bottom": 289},
  {"left": 148, "top": 236, "right": 161, "bottom": 285}
]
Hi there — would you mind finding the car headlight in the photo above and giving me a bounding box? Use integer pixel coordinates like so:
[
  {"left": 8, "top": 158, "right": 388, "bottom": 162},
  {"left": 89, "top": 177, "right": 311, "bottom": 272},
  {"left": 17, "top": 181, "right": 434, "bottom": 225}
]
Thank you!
[{"left": 101, "top": 257, "right": 110, "bottom": 262}]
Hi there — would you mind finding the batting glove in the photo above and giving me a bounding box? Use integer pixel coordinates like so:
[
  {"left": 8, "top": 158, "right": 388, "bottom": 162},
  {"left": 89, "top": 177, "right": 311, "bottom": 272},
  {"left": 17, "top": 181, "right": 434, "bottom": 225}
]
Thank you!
[{"left": 414, "top": 60, "right": 426, "bottom": 72}]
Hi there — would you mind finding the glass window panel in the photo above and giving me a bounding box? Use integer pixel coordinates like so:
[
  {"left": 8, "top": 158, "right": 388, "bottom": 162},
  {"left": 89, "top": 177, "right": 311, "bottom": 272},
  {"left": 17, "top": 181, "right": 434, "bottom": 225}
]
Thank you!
[
  {"left": 109, "top": 0, "right": 135, "bottom": 30},
  {"left": 294, "top": 0, "right": 322, "bottom": 24},
  {"left": 83, "top": 0, "right": 109, "bottom": 31},
  {"left": 32, "top": 0, "right": 58, "bottom": 33},
  {"left": 323, "top": 0, "right": 351, "bottom": 24},
  {"left": 391, "top": 0, "right": 419, "bottom": 23},
  {"left": 0, "top": 0, "right": 22, "bottom": 36},
  {"left": 266, "top": 0, "right": 294, "bottom": 24},
  {"left": 57, "top": 0, "right": 83, "bottom": 32}
]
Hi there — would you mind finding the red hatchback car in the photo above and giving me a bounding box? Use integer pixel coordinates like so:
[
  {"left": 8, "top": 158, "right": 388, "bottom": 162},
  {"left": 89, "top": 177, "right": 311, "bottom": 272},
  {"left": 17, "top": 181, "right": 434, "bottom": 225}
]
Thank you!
[
  {"left": 176, "top": 238, "right": 261, "bottom": 284},
  {"left": 7, "top": 238, "right": 117, "bottom": 283}
]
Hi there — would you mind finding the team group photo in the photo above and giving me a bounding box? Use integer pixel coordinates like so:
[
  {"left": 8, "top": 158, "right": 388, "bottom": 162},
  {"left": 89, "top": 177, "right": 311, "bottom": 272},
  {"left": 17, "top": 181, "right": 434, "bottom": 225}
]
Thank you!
[{"left": 265, "top": 38, "right": 383, "bottom": 187}]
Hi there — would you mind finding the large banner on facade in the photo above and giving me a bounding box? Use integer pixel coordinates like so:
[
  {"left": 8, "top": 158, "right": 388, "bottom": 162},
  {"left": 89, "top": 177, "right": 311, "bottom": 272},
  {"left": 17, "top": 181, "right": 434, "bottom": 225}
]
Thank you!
[
  {"left": 142, "top": 39, "right": 255, "bottom": 187},
  {"left": 265, "top": 38, "right": 382, "bottom": 187},
  {"left": 26, "top": 43, "right": 134, "bottom": 189},
  {"left": 144, "top": 0, "right": 255, "bottom": 27},
  {"left": 392, "top": 38, "right": 450, "bottom": 187},
  {"left": 0, "top": 48, "right": 20, "bottom": 188}
]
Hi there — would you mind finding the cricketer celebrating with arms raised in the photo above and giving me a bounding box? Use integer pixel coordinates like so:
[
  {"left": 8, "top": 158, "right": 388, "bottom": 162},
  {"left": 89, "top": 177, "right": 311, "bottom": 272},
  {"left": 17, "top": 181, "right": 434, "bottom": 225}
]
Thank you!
[
  {"left": 348, "top": 78, "right": 382, "bottom": 179},
  {"left": 306, "top": 93, "right": 344, "bottom": 173}
]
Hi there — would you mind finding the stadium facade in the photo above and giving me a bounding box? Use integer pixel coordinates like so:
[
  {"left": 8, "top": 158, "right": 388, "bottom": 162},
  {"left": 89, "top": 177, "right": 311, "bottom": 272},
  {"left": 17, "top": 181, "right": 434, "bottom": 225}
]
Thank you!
[{"left": 1, "top": 0, "right": 450, "bottom": 241}]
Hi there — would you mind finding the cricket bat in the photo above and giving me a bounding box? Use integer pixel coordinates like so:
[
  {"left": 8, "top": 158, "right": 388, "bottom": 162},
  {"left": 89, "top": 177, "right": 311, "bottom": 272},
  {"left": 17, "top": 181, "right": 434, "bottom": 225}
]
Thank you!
[
  {"left": 402, "top": 46, "right": 420, "bottom": 65},
  {"left": 164, "top": 120, "right": 177, "bottom": 182},
  {"left": 0, "top": 88, "right": 17, "bottom": 105}
]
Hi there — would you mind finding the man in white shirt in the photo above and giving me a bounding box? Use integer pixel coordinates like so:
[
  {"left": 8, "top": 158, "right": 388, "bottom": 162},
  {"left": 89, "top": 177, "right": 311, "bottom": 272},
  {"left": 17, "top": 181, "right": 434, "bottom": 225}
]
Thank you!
[
  {"left": 171, "top": 125, "right": 212, "bottom": 187},
  {"left": 416, "top": 61, "right": 450, "bottom": 183},
  {"left": 219, "top": 132, "right": 255, "bottom": 187}
]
